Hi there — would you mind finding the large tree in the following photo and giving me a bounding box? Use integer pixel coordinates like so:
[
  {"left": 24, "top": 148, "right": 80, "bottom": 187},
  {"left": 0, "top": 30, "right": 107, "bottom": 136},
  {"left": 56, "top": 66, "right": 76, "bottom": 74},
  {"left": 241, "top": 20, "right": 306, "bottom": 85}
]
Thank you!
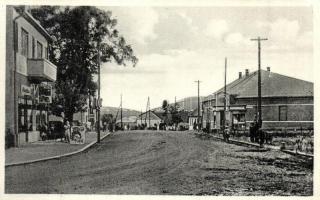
[{"left": 30, "top": 6, "right": 138, "bottom": 121}]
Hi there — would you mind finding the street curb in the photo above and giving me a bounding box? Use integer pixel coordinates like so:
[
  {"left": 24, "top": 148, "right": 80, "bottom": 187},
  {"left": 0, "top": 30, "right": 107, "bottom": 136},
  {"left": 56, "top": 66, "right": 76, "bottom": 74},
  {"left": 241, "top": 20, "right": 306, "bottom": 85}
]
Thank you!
[
  {"left": 281, "top": 149, "right": 314, "bottom": 158},
  {"left": 207, "top": 134, "right": 313, "bottom": 158},
  {"left": 5, "top": 133, "right": 111, "bottom": 167}
]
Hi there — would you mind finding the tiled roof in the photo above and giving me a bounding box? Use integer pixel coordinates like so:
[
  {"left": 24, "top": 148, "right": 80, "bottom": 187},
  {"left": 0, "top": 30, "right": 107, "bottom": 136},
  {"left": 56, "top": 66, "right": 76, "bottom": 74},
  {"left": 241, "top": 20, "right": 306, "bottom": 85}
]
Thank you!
[{"left": 205, "top": 69, "right": 313, "bottom": 101}]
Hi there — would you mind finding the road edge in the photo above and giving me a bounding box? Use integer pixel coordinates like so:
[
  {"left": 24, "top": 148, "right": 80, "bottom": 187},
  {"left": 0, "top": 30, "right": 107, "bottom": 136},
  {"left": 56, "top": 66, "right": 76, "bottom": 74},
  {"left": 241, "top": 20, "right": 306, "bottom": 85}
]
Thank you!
[{"left": 5, "top": 132, "right": 111, "bottom": 167}]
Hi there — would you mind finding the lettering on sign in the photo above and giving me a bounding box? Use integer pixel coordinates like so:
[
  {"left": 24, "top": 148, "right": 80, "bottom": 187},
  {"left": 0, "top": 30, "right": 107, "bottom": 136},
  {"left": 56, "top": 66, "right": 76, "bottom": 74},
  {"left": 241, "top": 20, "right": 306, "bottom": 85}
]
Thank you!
[
  {"left": 39, "top": 84, "right": 52, "bottom": 104},
  {"left": 21, "top": 85, "right": 31, "bottom": 96}
]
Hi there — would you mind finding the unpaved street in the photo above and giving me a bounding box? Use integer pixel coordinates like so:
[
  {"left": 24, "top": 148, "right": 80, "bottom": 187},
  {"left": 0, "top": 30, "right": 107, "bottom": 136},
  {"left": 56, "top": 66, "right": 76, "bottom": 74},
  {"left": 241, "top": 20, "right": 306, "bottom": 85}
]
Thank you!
[{"left": 5, "top": 130, "right": 313, "bottom": 195}]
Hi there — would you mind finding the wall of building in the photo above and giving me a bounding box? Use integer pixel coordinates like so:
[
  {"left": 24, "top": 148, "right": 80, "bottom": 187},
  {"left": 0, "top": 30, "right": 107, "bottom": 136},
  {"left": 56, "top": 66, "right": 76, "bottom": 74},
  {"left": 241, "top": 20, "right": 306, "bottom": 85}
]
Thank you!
[
  {"left": 6, "top": 6, "right": 15, "bottom": 135},
  {"left": 6, "top": 7, "right": 51, "bottom": 146},
  {"left": 202, "top": 96, "right": 313, "bottom": 130}
]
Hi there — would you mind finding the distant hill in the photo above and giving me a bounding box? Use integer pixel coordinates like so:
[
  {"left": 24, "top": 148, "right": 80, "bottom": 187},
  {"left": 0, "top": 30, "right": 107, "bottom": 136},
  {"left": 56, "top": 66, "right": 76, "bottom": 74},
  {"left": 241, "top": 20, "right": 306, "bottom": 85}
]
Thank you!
[
  {"left": 100, "top": 107, "right": 141, "bottom": 119},
  {"left": 152, "top": 96, "right": 204, "bottom": 112}
]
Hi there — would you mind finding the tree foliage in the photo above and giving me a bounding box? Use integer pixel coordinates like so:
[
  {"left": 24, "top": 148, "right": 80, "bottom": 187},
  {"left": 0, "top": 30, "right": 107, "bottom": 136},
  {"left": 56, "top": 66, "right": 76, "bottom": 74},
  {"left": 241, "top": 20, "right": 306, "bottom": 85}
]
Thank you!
[
  {"left": 101, "top": 114, "right": 114, "bottom": 124},
  {"left": 29, "top": 6, "right": 138, "bottom": 121}
]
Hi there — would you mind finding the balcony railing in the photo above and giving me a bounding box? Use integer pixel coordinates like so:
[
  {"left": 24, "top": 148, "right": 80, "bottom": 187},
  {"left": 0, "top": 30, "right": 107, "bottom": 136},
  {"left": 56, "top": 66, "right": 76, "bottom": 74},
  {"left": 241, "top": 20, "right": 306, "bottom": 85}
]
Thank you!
[{"left": 27, "top": 58, "right": 57, "bottom": 82}]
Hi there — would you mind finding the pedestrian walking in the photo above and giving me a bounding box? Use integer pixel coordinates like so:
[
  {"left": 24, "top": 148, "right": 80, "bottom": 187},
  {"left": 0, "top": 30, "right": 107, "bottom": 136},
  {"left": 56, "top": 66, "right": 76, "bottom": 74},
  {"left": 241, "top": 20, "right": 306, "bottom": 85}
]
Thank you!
[{"left": 64, "top": 120, "right": 71, "bottom": 143}]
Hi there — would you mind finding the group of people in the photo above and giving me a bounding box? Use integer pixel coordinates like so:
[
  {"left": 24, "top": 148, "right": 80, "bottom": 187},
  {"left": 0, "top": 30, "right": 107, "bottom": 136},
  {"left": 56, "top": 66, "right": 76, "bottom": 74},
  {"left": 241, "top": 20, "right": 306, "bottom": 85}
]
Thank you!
[
  {"left": 39, "top": 120, "right": 73, "bottom": 143},
  {"left": 295, "top": 136, "right": 313, "bottom": 153}
]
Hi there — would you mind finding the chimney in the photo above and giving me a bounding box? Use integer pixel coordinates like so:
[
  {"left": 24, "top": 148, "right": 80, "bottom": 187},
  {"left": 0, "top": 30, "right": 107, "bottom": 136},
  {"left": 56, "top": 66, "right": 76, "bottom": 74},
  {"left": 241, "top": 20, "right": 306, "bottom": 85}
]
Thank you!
[
  {"left": 238, "top": 72, "right": 242, "bottom": 79},
  {"left": 245, "top": 69, "right": 249, "bottom": 76},
  {"left": 24, "top": 5, "right": 31, "bottom": 13},
  {"left": 267, "top": 67, "right": 271, "bottom": 72}
]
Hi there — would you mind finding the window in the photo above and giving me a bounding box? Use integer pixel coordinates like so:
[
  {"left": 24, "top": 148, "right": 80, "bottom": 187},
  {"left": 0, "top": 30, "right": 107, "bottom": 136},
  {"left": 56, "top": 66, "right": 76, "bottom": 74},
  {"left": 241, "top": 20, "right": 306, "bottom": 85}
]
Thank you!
[
  {"left": 45, "top": 47, "right": 48, "bottom": 59},
  {"left": 37, "top": 41, "right": 43, "bottom": 58},
  {"left": 32, "top": 37, "right": 35, "bottom": 58},
  {"left": 279, "top": 106, "right": 287, "bottom": 121},
  {"left": 21, "top": 28, "right": 29, "bottom": 57}
]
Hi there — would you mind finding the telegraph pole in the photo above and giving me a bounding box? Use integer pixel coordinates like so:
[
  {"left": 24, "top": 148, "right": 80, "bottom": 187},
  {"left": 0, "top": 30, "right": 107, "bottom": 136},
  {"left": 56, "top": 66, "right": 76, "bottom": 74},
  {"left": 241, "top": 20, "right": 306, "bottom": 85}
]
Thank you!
[
  {"left": 145, "top": 97, "right": 150, "bottom": 127},
  {"left": 174, "top": 96, "right": 177, "bottom": 110},
  {"left": 223, "top": 58, "right": 227, "bottom": 135},
  {"left": 120, "top": 94, "right": 123, "bottom": 130},
  {"left": 97, "top": 41, "right": 101, "bottom": 143},
  {"left": 148, "top": 97, "right": 151, "bottom": 128},
  {"left": 251, "top": 37, "right": 268, "bottom": 128},
  {"left": 194, "top": 80, "right": 201, "bottom": 131}
]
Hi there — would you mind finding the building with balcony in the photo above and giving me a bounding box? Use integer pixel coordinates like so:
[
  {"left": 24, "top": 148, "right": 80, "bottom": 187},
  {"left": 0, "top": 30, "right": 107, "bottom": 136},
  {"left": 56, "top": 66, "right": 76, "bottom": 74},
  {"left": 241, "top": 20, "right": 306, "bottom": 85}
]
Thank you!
[
  {"left": 202, "top": 67, "right": 313, "bottom": 133},
  {"left": 6, "top": 6, "right": 57, "bottom": 147}
]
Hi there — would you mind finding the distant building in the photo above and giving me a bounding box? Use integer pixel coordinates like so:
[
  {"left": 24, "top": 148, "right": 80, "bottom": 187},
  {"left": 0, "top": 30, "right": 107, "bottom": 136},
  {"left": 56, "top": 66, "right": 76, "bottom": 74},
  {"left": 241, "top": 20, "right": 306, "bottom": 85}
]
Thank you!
[
  {"left": 6, "top": 6, "right": 57, "bottom": 147},
  {"left": 202, "top": 68, "right": 313, "bottom": 131},
  {"left": 116, "top": 116, "right": 137, "bottom": 130},
  {"left": 137, "top": 111, "right": 162, "bottom": 128},
  {"left": 188, "top": 108, "right": 202, "bottom": 130}
]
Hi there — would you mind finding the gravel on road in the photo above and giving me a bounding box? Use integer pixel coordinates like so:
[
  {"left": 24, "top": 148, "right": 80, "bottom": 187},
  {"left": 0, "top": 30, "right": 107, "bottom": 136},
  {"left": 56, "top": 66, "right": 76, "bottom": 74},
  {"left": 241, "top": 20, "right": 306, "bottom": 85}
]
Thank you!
[{"left": 5, "top": 130, "right": 313, "bottom": 195}]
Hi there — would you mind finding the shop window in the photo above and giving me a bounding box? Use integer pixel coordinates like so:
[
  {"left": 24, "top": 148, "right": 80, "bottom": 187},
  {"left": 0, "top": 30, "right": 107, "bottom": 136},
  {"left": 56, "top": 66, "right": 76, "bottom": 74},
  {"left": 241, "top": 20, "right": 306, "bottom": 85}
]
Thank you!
[
  {"left": 279, "top": 106, "right": 287, "bottom": 121},
  {"left": 28, "top": 109, "right": 33, "bottom": 131},
  {"left": 18, "top": 108, "right": 25, "bottom": 132},
  {"left": 21, "top": 28, "right": 29, "bottom": 57},
  {"left": 36, "top": 111, "right": 40, "bottom": 131}
]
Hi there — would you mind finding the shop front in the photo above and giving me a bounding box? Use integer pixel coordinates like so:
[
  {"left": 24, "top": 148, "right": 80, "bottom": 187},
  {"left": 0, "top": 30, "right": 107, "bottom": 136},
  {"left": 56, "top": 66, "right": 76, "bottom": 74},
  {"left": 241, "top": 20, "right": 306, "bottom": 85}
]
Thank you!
[{"left": 17, "top": 83, "right": 52, "bottom": 144}]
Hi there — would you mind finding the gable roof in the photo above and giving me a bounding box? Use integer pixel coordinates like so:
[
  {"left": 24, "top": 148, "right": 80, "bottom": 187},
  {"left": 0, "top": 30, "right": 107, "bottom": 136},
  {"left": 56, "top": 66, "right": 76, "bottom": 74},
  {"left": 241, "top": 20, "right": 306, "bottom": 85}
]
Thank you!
[
  {"left": 205, "top": 69, "right": 313, "bottom": 102},
  {"left": 138, "top": 111, "right": 162, "bottom": 121}
]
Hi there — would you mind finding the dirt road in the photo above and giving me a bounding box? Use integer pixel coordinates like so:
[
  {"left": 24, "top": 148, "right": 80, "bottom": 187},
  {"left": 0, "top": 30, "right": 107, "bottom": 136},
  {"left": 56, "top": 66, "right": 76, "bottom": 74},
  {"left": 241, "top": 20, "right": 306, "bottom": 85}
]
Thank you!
[{"left": 5, "top": 130, "right": 313, "bottom": 195}]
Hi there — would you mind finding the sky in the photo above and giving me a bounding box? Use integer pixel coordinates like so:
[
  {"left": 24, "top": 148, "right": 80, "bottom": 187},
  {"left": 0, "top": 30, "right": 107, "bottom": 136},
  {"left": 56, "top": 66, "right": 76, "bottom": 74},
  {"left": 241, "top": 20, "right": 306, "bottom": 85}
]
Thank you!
[{"left": 97, "top": 6, "right": 313, "bottom": 111}]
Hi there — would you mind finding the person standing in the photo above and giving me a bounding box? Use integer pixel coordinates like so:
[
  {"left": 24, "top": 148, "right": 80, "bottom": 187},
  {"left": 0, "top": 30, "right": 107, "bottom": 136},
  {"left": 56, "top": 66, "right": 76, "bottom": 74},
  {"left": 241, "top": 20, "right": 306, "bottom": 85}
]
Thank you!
[{"left": 64, "top": 120, "right": 71, "bottom": 143}]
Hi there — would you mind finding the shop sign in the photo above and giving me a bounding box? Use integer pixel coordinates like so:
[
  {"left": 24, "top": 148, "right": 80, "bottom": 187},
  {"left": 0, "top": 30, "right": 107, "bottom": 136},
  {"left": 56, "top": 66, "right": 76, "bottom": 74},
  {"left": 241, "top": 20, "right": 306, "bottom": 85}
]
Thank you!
[
  {"left": 39, "top": 84, "right": 52, "bottom": 104},
  {"left": 89, "top": 114, "right": 95, "bottom": 119},
  {"left": 21, "top": 85, "right": 31, "bottom": 96},
  {"left": 229, "top": 106, "right": 246, "bottom": 111},
  {"left": 31, "top": 84, "right": 39, "bottom": 104}
]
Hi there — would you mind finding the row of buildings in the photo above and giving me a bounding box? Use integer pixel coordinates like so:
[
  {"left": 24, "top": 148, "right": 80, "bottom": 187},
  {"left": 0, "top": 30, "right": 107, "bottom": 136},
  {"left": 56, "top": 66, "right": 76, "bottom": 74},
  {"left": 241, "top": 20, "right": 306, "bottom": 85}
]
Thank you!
[
  {"left": 200, "top": 68, "right": 313, "bottom": 132},
  {"left": 5, "top": 6, "right": 99, "bottom": 147},
  {"left": 6, "top": 6, "right": 58, "bottom": 146},
  {"left": 114, "top": 67, "right": 314, "bottom": 132}
]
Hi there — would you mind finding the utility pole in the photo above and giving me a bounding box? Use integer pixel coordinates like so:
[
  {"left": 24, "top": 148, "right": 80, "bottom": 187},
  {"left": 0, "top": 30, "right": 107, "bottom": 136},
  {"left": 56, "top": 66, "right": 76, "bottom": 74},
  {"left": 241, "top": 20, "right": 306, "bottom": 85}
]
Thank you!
[
  {"left": 145, "top": 97, "right": 150, "bottom": 127},
  {"left": 148, "top": 97, "right": 151, "bottom": 128},
  {"left": 194, "top": 80, "right": 201, "bottom": 131},
  {"left": 223, "top": 58, "right": 227, "bottom": 135},
  {"left": 251, "top": 37, "right": 268, "bottom": 128},
  {"left": 174, "top": 96, "right": 177, "bottom": 130},
  {"left": 120, "top": 94, "right": 123, "bottom": 130},
  {"left": 174, "top": 96, "right": 177, "bottom": 110},
  {"left": 97, "top": 41, "right": 101, "bottom": 143}
]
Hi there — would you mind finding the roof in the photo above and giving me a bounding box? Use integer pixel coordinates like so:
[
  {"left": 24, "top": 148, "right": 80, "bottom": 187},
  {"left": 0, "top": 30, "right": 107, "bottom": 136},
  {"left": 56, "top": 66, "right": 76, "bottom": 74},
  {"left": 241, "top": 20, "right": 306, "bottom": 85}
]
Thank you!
[
  {"left": 138, "top": 111, "right": 162, "bottom": 121},
  {"left": 189, "top": 108, "right": 202, "bottom": 117},
  {"left": 205, "top": 69, "right": 313, "bottom": 102},
  {"left": 15, "top": 7, "right": 53, "bottom": 42},
  {"left": 116, "top": 116, "right": 137, "bottom": 123}
]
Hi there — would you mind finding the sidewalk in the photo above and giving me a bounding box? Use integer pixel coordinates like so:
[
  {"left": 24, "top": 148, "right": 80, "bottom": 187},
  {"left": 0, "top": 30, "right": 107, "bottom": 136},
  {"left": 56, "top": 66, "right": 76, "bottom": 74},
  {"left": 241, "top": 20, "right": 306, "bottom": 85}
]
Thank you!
[
  {"left": 5, "top": 131, "right": 110, "bottom": 166},
  {"left": 204, "top": 133, "right": 313, "bottom": 158}
]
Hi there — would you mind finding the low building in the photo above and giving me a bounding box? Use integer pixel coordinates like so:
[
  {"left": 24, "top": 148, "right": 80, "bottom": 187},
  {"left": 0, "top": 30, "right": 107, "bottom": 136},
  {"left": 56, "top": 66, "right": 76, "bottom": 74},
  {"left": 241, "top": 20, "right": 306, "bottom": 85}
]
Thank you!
[
  {"left": 202, "top": 68, "right": 313, "bottom": 132},
  {"left": 116, "top": 116, "right": 137, "bottom": 130},
  {"left": 137, "top": 111, "right": 162, "bottom": 128},
  {"left": 188, "top": 108, "right": 202, "bottom": 130},
  {"left": 6, "top": 6, "right": 57, "bottom": 147}
]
